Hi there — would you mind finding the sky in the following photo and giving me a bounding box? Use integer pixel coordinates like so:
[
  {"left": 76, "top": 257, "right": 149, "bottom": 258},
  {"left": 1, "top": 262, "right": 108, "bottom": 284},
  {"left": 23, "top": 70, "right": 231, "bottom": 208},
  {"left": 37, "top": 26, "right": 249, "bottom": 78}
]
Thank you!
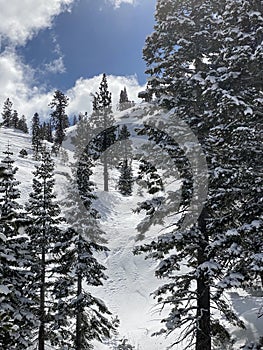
[{"left": 0, "top": 0, "right": 156, "bottom": 122}]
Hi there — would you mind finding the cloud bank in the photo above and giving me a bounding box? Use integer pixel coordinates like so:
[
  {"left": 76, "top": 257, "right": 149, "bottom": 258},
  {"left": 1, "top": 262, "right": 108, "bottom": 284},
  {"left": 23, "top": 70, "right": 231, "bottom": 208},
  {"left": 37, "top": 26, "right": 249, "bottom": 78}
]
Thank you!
[{"left": 0, "top": 50, "right": 144, "bottom": 122}]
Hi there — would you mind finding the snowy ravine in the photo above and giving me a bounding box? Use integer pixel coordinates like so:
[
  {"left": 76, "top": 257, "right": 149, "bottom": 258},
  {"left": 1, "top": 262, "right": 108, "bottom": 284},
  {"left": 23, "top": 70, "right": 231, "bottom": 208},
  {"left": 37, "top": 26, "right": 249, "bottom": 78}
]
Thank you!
[
  {"left": 0, "top": 124, "right": 262, "bottom": 350},
  {"left": 90, "top": 190, "right": 172, "bottom": 350}
]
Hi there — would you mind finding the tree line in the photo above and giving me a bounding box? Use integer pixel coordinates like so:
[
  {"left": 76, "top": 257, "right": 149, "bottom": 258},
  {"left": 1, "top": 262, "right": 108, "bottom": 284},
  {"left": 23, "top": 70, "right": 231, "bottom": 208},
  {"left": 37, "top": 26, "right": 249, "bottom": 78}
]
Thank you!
[{"left": 0, "top": 139, "right": 137, "bottom": 349}]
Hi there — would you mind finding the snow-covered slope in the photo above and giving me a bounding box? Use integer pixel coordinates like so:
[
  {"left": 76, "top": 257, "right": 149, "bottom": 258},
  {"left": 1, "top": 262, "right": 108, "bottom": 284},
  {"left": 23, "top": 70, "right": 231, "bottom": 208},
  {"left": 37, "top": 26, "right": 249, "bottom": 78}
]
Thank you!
[{"left": 0, "top": 114, "right": 262, "bottom": 349}]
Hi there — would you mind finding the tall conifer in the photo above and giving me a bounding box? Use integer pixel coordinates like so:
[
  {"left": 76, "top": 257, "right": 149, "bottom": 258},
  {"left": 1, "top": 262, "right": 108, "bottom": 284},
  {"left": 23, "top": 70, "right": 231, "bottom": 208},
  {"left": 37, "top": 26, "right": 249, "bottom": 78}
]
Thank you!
[{"left": 135, "top": 0, "right": 262, "bottom": 349}]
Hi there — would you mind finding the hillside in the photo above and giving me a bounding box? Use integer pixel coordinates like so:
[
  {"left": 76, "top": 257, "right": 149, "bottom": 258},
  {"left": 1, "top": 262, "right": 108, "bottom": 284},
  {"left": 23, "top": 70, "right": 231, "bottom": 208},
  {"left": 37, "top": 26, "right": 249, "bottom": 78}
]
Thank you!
[{"left": 0, "top": 107, "right": 262, "bottom": 349}]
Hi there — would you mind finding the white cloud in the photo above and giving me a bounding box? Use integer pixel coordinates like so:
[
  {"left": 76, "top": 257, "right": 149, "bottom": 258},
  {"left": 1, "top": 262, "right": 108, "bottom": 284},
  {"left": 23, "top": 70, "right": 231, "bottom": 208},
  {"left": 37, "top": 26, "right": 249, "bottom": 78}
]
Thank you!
[
  {"left": 0, "top": 51, "right": 145, "bottom": 124},
  {"left": 108, "top": 0, "right": 137, "bottom": 9},
  {"left": 67, "top": 74, "right": 144, "bottom": 116},
  {"left": 0, "top": 0, "right": 145, "bottom": 127},
  {"left": 0, "top": 0, "right": 74, "bottom": 46},
  {"left": 45, "top": 57, "right": 66, "bottom": 74},
  {"left": 0, "top": 49, "right": 54, "bottom": 121}
]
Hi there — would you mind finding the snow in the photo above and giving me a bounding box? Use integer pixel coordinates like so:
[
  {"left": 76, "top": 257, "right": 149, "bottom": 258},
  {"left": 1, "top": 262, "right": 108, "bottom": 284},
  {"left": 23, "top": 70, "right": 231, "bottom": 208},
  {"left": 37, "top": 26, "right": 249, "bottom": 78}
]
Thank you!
[
  {"left": 1, "top": 109, "right": 263, "bottom": 349},
  {"left": 0, "top": 284, "right": 11, "bottom": 295}
]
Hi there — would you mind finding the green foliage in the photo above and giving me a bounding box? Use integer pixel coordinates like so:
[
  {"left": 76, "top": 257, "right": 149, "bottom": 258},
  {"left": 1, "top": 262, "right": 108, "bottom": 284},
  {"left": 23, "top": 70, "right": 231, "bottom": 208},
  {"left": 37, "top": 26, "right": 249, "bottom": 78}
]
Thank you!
[
  {"left": 0, "top": 147, "right": 36, "bottom": 349},
  {"left": 118, "top": 159, "right": 133, "bottom": 196},
  {"left": 135, "top": 0, "right": 263, "bottom": 348},
  {"left": 1, "top": 98, "right": 13, "bottom": 128},
  {"left": 49, "top": 90, "right": 69, "bottom": 148}
]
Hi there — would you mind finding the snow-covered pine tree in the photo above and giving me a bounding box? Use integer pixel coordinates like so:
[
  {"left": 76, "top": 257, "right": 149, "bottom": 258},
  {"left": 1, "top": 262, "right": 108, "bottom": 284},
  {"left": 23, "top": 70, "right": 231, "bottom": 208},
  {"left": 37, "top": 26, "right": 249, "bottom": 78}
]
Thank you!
[
  {"left": 58, "top": 150, "right": 117, "bottom": 349},
  {"left": 118, "top": 87, "right": 134, "bottom": 111},
  {"left": 117, "top": 125, "right": 133, "bottom": 196},
  {"left": 39, "top": 120, "right": 53, "bottom": 143},
  {"left": 1, "top": 98, "right": 13, "bottom": 128},
  {"left": 0, "top": 146, "right": 36, "bottom": 349},
  {"left": 118, "top": 124, "right": 133, "bottom": 162},
  {"left": 17, "top": 115, "right": 28, "bottom": 133},
  {"left": 90, "top": 73, "right": 118, "bottom": 192},
  {"left": 115, "top": 338, "right": 135, "bottom": 350},
  {"left": 206, "top": 0, "right": 263, "bottom": 292},
  {"left": 117, "top": 159, "right": 133, "bottom": 196},
  {"left": 11, "top": 110, "right": 19, "bottom": 129},
  {"left": 71, "top": 112, "right": 93, "bottom": 160},
  {"left": 136, "top": 158, "right": 164, "bottom": 195},
  {"left": 49, "top": 90, "right": 69, "bottom": 151},
  {"left": 134, "top": 0, "right": 262, "bottom": 349},
  {"left": 25, "top": 148, "right": 69, "bottom": 350},
  {"left": 31, "top": 113, "right": 42, "bottom": 159}
]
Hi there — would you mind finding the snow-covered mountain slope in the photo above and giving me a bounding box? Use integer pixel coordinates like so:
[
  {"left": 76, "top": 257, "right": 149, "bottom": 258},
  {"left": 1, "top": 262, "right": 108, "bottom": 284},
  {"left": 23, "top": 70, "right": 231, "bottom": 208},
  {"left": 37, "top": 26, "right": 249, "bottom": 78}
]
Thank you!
[{"left": 0, "top": 112, "right": 262, "bottom": 349}]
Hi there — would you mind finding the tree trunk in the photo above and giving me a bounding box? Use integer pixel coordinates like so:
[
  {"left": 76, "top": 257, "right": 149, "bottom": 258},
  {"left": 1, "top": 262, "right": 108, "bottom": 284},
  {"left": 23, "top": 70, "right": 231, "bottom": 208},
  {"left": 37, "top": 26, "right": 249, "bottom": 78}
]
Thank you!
[
  {"left": 196, "top": 208, "right": 211, "bottom": 350},
  {"left": 103, "top": 150, "right": 109, "bottom": 192},
  {"left": 39, "top": 245, "right": 45, "bottom": 350},
  {"left": 76, "top": 273, "right": 82, "bottom": 350},
  {"left": 260, "top": 272, "right": 263, "bottom": 288}
]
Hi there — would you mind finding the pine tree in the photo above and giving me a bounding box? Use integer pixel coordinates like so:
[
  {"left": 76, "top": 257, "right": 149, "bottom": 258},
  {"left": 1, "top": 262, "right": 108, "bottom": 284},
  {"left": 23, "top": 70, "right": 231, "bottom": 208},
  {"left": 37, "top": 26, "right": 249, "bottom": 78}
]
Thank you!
[
  {"left": 90, "top": 73, "right": 118, "bottom": 192},
  {"left": 17, "top": 115, "right": 28, "bottom": 133},
  {"left": 25, "top": 148, "right": 68, "bottom": 349},
  {"left": 118, "top": 159, "right": 133, "bottom": 196},
  {"left": 207, "top": 0, "right": 263, "bottom": 291},
  {"left": 118, "top": 124, "right": 133, "bottom": 162},
  {"left": 117, "top": 125, "right": 133, "bottom": 196},
  {"left": 134, "top": 0, "right": 262, "bottom": 349},
  {"left": 71, "top": 112, "right": 93, "bottom": 160},
  {"left": 1, "top": 98, "right": 13, "bottom": 128},
  {"left": 0, "top": 146, "right": 36, "bottom": 349},
  {"left": 59, "top": 150, "right": 117, "bottom": 349},
  {"left": 46, "top": 120, "right": 53, "bottom": 143},
  {"left": 49, "top": 90, "right": 69, "bottom": 150},
  {"left": 11, "top": 110, "right": 19, "bottom": 129},
  {"left": 40, "top": 120, "right": 53, "bottom": 143},
  {"left": 72, "top": 114, "right": 78, "bottom": 126},
  {"left": 19, "top": 149, "right": 28, "bottom": 158},
  {"left": 118, "top": 87, "right": 134, "bottom": 111},
  {"left": 31, "top": 113, "right": 42, "bottom": 159}
]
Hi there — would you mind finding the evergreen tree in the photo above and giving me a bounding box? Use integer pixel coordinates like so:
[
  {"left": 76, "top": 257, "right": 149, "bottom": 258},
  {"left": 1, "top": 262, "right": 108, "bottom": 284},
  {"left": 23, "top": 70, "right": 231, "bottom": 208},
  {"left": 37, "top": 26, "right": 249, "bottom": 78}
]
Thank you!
[
  {"left": 71, "top": 112, "right": 93, "bottom": 160},
  {"left": 72, "top": 114, "right": 78, "bottom": 126},
  {"left": 19, "top": 148, "right": 28, "bottom": 158},
  {"left": 117, "top": 159, "right": 133, "bottom": 196},
  {"left": 136, "top": 159, "right": 164, "bottom": 195},
  {"left": 118, "top": 124, "right": 133, "bottom": 162},
  {"left": 11, "top": 110, "right": 19, "bottom": 129},
  {"left": 31, "top": 113, "right": 42, "bottom": 159},
  {"left": 134, "top": 0, "right": 262, "bottom": 349},
  {"left": 25, "top": 148, "right": 68, "bottom": 349},
  {"left": 49, "top": 90, "right": 69, "bottom": 150},
  {"left": 46, "top": 120, "right": 53, "bottom": 143},
  {"left": 90, "top": 73, "right": 118, "bottom": 192},
  {"left": 1, "top": 98, "right": 13, "bottom": 128},
  {"left": 115, "top": 338, "right": 135, "bottom": 350},
  {"left": 118, "top": 87, "right": 134, "bottom": 111},
  {"left": 117, "top": 125, "right": 133, "bottom": 195},
  {"left": 0, "top": 146, "right": 36, "bottom": 349},
  {"left": 17, "top": 115, "right": 28, "bottom": 133},
  {"left": 120, "top": 87, "right": 129, "bottom": 105},
  {"left": 59, "top": 150, "right": 117, "bottom": 349},
  {"left": 40, "top": 120, "right": 53, "bottom": 143},
  {"left": 208, "top": 0, "right": 263, "bottom": 291}
]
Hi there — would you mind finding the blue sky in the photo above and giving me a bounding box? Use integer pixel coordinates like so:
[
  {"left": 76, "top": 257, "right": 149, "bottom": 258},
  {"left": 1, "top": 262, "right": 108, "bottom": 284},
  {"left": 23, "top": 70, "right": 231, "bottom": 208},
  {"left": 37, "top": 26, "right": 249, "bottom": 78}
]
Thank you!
[
  {"left": 0, "top": 0, "right": 156, "bottom": 120},
  {"left": 18, "top": 0, "right": 155, "bottom": 90}
]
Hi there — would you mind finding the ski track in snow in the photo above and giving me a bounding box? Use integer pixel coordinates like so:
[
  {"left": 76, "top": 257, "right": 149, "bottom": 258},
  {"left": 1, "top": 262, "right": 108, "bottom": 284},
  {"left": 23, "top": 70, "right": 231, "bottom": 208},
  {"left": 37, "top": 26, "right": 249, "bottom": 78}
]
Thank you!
[
  {"left": 1, "top": 125, "right": 262, "bottom": 349},
  {"left": 92, "top": 191, "right": 173, "bottom": 349}
]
